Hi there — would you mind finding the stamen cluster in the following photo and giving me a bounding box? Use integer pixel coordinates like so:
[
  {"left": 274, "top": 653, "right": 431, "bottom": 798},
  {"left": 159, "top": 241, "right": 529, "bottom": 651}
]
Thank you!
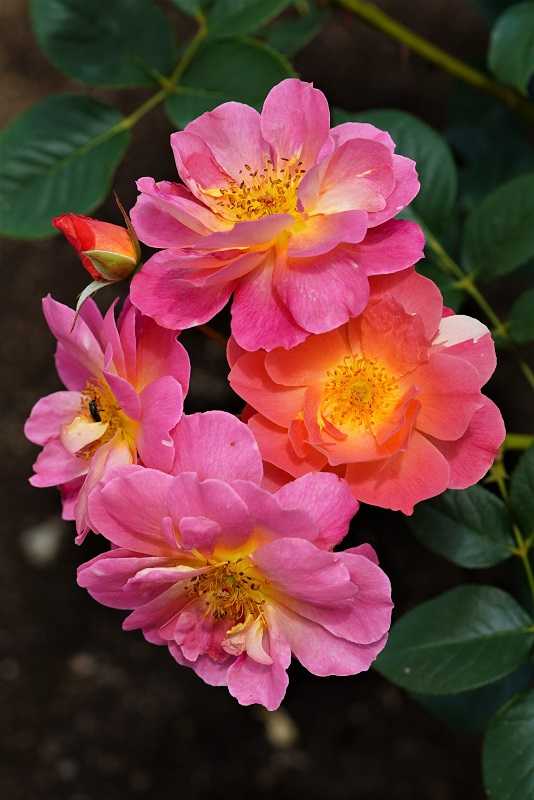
[{"left": 216, "top": 157, "right": 306, "bottom": 221}]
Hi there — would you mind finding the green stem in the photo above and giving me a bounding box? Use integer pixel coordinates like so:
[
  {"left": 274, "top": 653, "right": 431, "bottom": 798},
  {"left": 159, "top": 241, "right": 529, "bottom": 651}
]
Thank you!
[
  {"left": 335, "top": 0, "right": 534, "bottom": 123},
  {"left": 425, "top": 230, "right": 534, "bottom": 395},
  {"left": 504, "top": 433, "right": 534, "bottom": 451},
  {"left": 493, "top": 462, "right": 534, "bottom": 604},
  {"left": 105, "top": 21, "right": 208, "bottom": 138}
]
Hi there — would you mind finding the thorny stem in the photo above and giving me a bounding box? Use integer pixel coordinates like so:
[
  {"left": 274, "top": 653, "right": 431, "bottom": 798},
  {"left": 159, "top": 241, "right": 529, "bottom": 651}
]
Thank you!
[
  {"left": 335, "top": 0, "right": 534, "bottom": 124},
  {"left": 424, "top": 229, "right": 534, "bottom": 396}
]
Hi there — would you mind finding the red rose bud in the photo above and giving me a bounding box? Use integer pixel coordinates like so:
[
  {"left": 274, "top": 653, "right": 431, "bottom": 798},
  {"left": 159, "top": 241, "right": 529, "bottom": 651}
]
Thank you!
[{"left": 53, "top": 213, "right": 140, "bottom": 282}]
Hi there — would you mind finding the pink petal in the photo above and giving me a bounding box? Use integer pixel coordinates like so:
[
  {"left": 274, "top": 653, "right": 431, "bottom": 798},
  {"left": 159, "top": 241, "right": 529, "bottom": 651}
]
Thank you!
[
  {"left": 275, "top": 472, "right": 358, "bottom": 550},
  {"left": 171, "top": 130, "right": 230, "bottom": 198},
  {"left": 330, "top": 121, "right": 395, "bottom": 151},
  {"left": 260, "top": 79, "right": 330, "bottom": 169},
  {"left": 359, "top": 296, "right": 429, "bottom": 373},
  {"left": 227, "top": 618, "right": 291, "bottom": 710},
  {"left": 43, "top": 295, "right": 104, "bottom": 387},
  {"left": 229, "top": 480, "right": 319, "bottom": 543},
  {"left": 101, "top": 302, "right": 126, "bottom": 376},
  {"left": 134, "top": 315, "right": 190, "bottom": 395},
  {"left": 179, "top": 516, "right": 221, "bottom": 552},
  {"left": 29, "top": 438, "right": 87, "bottom": 487},
  {"left": 185, "top": 101, "right": 269, "bottom": 180},
  {"left": 24, "top": 391, "right": 80, "bottom": 445},
  {"left": 88, "top": 468, "right": 176, "bottom": 554},
  {"left": 369, "top": 267, "right": 442, "bottom": 339},
  {"left": 231, "top": 257, "right": 308, "bottom": 352},
  {"left": 194, "top": 215, "right": 292, "bottom": 251},
  {"left": 172, "top": 410, "right": 263, "bottom": 484},
  {"left": 265, "top": 327, "right": 349, "bottom": 387},
  {"left": 309, "top": 139, "right": 395, "bottom": 215},
  {"left": 78, "top": 548, "right": 171, "bottom": 609},
  {"left": 103, "top": 371, "right": 141, "bottom": 420},
  {"left": 434, "top": 317, "right": 496, "bottom": 387},
  {"left": 287, "top": 210, "right": 368, "bottom": 258},
  {"left": 247, "top": 412, "right": 327, "bottom": 477},
  {"left": 130, "top": 251, "right": 233, "bottom": 330},
  {"left": 229, "top": 350, "right": 306, "bottom": 427},
  {"left": 169, "top": 646, "right": 231, "bottom": 687},
  {"left": 349, "top": 220, "right": 425, "bottom": 276},
  {"left": 76, "top": 435, "right": 133, "bottom": 543},
  {"left": 253, "top": 538, "right": 356, "bottom": 604},
  {"left": 276, "top": 249, "right": 370, "bottom": 334},
  {"left": 261, "top": 462, "right": 292, "bottom": 492},
  {"left": 130, "top": 192, "right": 202, "bottom": 249},
  {"left": 137, "top": 376, "right": 183, "bottom": 471},
  {"left": 431, "top": 396, "right": 505, "bottom": 489},
  {"left": 345, "top": 430, "right": 450, "bottom": 514},
  {"left": 270, "top": 603, "right": 387, "bottom": 676},
  {"left": 411, "top": 352, "right": 483, "bottom": 441},
  {"left": 168, "top": 473, "right": 252, "bottom": 551},
  {"left": 367, "top": 154, "right": 420, "bottom": 227}
]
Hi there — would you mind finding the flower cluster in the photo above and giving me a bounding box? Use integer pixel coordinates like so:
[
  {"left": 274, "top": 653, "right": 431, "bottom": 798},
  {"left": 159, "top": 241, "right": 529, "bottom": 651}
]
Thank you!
[{"left": 25, "top": 79, "right": 504, "bottom": 709}]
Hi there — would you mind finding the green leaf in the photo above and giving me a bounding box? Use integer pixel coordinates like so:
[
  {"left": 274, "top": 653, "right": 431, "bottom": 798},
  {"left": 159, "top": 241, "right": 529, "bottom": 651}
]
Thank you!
[
  {"left": 30, "top": 0, "right": 176, "bottom": 87},
  {"left": 0, "top": 95, "right": 130, "bottom": 239},
  {"left": 407, "top": 487, "right": 515, "bottom": 569},
  {"left": 510, "top": 446, "right": 534, "bottom": 537},
  {"left": 447, "top": 105, "right": 534, "bottom": 215},
  {"left": 171, "top": 0, "right": 208, "bottom": 14},
  {"left": 265, "top": 4, "right": 327, "bottom": 56},
  {"left": 165, "top": 37, "right": 294, "bottom": 128},
  {"left": 462, "top": 173, "right": 534, "bottom": 280},
  {"left": 508, "top": 288, "right": 534, "bottom": 344},
  {"left": 208, "top": 0, "right": 292, "bottom": 38},
  {"left": 413, "top": 663, "right": 533, "bottom": 734},
  {"left": 489, "top": 2, "right": 534, "bottom": 95},
  {"left": 332, "top": 108, "right": 458, "bottom": 233},
  {"left": 474, "top": 0, "right": 523, "bottom": 21},
  {"left": 375, "top": 585, "right": 534, "bottom": 694},
  {"left": 483, "top": 689, "right": 534, "bottom": 800}
]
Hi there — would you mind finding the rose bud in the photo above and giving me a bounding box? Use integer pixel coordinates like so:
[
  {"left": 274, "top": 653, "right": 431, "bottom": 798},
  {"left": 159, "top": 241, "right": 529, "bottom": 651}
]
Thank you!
[{"left": 53, "top": 212, "right": 140, "bottom": 282}]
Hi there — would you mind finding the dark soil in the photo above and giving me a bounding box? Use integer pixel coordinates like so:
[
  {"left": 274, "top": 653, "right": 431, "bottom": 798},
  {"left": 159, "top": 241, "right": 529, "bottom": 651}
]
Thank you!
[{"left": 2, "top": 2, "right": 532, "bottom": 798}]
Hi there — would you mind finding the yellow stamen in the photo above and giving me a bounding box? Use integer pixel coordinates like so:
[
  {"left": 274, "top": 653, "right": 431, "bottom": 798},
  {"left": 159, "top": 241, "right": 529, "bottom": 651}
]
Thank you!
[
  {"left": 77, "top": 379, "right": 137, "bottom": 458},
  {"left": 321, "top": 355, "right": 400, "bottom": 433},
  {"left": 213, "top": 156, "right": 306, "bottom": 222},
  {"left": 185, "top": 558, "right": 265, "bottom": 623}
]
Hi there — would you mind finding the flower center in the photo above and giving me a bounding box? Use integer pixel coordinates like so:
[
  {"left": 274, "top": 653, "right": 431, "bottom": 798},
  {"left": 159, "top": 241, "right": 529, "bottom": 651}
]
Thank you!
[
  {"left": 214, "top": 157, "right": 306, "bottom": 221},
  {"left": 186, "top": 559, "right": 265, "bottom": 623},
  {"left": 321, "top": 355, "right": 400, "bottom": 432},
  {"left": 77, "top": 379, "right": 134, "bottom": 458}
]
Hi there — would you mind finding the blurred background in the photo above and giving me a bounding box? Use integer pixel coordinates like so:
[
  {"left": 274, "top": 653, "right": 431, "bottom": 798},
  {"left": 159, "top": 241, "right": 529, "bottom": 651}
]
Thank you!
[{"left": 2, "top": 1, "right": 532, "bottom": 798}]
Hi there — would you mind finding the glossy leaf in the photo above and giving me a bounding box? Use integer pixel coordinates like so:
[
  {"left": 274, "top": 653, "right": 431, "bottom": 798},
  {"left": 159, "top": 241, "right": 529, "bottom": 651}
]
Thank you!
[
  {"left": 508, "top": 288, "right": 534, "bottom": 344},
  {"left": 30, "top": 0, "right": 176, "bottom": 87},
  {"left": 462, "top": 173, "right": 534, "bottom": 280},
  {"left": 407, "top": 486, "right": 514, "bottom": 568},
  {"left": 208, "top": 0, "right": 292, "bottom": 38},
  {"left": 332, "top": 108, "right": 458, "bottom": 233},
  {"left": 483, "top": 689, "right": 534, "bottom": 800},
  {"left": 171, "top": 0, "right": 208, "bottom": 14},
  {"left": 0, "top": 95, "right": 130, "bottom": 239},
  {"left": 510, "top": 446, "right": 534, "bottom": 537},
  {"left": 413, "top": 663, "right": 533, "bottom": 734},
  {"left": 375, "top": 585, "right": 534, "bottom": 694},
  {"left": 489, "top": 2, "right": 534, "bottom": 94},
  {"left": 265, "top": 4, "right": 327, "bottom": 55},
  {"left": 165, "top": 37, "right": 294, "bottom": 128}
]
